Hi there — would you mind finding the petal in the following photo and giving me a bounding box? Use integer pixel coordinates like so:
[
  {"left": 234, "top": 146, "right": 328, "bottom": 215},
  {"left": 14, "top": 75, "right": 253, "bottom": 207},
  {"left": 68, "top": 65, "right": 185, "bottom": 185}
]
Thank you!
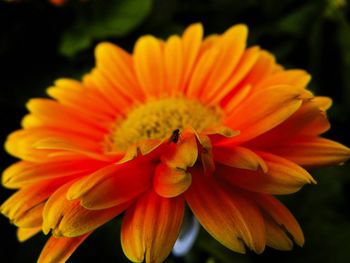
[
  {"left": 185, "top": 169, "right": 265, "bottom": 253},
  {"left": 2, "top": 159, "right": 104, "bottom": 189},
  {"left": 17, "top": 226, "right": 42, "bottom": 242},
  {"left": 26, "top": 99, "right": 107, "bottom": 137},
  {"left": 43, "top": 182, "right": 129, "bottom": 237},
  {"left": 181, "top": 23, "right": 203, "bottom": 90},
  {"left": 164, "top": 35, "right": 184, "bottom": 96},
  {"left": 67, "top": 161, "right": 154, "bottom": 210},
  {"left": 47, "top": 80, "right": 115, "bottom": 121},
  {"left": 38, "top": 233, "right": 90, "bottom": 263},
  {"left": 255, "top": 70, "right": 311, "bottom": 90},
  {"left": 95, "top": 42, "right": 144, "bottom": 101},
  {"left": 121, "top": 190, "right": 184, "bottom": 263},
  {"left": 1, "top": 178, "right": 69, "bottom": 222},
  {"left": 215, "top": 46, "right": 260, "bottom": 107},
  {"left": 264, "top": 217, "right": 293, "bottom": 251},
  {"left": 247, "top": 97, "right": 331, "bottom": 148},
  {"left": 252, "top": 193, "right": 304, "bottom": 246},
  {"left": 33, "top": 137, "right": 113, "bottom": 162},
  {"left": 13, "top": 203, "right": 44, "bottom": 228},
  {"left": 186, "top": 47, "right": 219, "bottom": 98},
  {"left": 201, "top": 24, "right": 248, "bottom": 103},
  {"left": 134, "top": 36, "right": 165, "bottom": 98},
  {"left": 153, "top": 163, "right": 192, "bottom": 198},
  {"left": 269, "top": 137, "right": 350, "bottom": 166},
  {"left": 213, "top": 146, "right": 268, "bottom": 172},
  {"left": 224, "top": 85, "right": 303, "bottom": 143},
  {"left": 217, "top": 152, "right": 315, "bottom": 195},
  {"left": 238, "top": 50, "right": 282, "bottom": 87}
]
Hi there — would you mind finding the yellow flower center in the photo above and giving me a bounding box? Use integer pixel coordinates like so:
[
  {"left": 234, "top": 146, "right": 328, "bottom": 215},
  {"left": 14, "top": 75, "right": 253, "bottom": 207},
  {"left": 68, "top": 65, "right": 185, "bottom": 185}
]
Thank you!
[{"left": 109, "top": 98, "right": 222, "bottom": 151}]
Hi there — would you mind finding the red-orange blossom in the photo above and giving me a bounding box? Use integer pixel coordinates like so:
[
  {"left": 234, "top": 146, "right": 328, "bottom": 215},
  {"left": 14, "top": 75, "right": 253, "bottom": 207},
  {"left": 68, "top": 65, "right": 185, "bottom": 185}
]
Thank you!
[{"left": 1, "top": 23, "right": 349, "bottom": 263}]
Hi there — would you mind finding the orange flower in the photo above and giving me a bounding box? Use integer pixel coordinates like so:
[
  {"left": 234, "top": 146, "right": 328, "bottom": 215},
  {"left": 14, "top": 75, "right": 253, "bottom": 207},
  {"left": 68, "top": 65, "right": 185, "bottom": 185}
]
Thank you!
[{"left": 1, "top": 23, "right": 350, "bottom": 263}]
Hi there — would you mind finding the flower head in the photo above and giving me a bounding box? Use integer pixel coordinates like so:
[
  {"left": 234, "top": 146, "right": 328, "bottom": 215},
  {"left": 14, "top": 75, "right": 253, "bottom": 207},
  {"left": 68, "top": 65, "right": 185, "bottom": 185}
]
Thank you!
[{"left": 1, "top": 23, "right": 349, "bottom": 263}]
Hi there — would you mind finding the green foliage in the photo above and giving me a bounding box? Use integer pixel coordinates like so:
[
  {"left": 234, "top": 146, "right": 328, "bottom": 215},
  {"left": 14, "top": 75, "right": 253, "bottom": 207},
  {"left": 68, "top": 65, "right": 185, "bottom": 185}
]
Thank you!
[{"left": 60, "top": 0, "right": 153, "bottom": 57}]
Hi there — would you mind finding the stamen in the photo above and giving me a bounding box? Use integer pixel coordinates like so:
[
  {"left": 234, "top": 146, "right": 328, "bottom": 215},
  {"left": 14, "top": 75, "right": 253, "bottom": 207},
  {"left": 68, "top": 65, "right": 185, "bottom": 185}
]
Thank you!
[{"left": 108, "top": 98, "right": 222, "bottom": 151}]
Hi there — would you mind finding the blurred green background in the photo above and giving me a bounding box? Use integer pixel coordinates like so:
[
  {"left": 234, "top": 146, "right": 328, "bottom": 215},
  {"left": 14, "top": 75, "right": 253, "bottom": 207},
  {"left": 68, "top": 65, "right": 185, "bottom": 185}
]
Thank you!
[{"left": 0, "top": 0, "right": 349, "bottom": 262}]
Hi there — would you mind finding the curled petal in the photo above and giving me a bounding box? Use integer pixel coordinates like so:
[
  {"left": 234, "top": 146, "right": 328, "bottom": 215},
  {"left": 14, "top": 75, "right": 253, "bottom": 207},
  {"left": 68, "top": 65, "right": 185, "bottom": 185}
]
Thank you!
[
  {"left": 153, "top": 163, "right": 192, "bottom": 198},
  {"left": 163, "top": 134, "right": 198, "bottom": 169},
  {"left": 252, "top": 193, "right": 304, "bottom": 246},
  {"left": 121, "top": 190, "right": 184, "bottom": 263},
  {"left": 185, "top": 169, "right": 266, "bottom": 253},
  {"left": 265, "top": 217, "right": 293, "bottom": 251},
  {"left": 217, "top": 152, "right": 315, "bottom": 195},
  {"left": 225, "top": 85, "right": 303, "bottom": 144},
  {"left": 67, "top": 161, "right": 154, "bottom": 210},
  {"left": 214, "top": 146, "right": 267, "bottom": 172},
  {"left": 43, "top": 182, "right": 130, "bottom": 237}
]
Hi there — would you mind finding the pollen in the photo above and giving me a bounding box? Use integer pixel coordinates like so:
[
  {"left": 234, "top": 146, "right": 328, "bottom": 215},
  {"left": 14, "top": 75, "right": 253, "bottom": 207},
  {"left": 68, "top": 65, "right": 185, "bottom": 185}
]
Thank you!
[{"left": 109, "top": 98, "right": 222, "bottom": 151}]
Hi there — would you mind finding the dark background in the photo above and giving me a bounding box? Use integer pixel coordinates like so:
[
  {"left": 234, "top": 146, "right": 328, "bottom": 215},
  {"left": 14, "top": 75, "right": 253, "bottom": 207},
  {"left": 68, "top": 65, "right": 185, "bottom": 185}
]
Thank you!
[{"left": 0, "top": 0, "right": 350, "bottom": 262}]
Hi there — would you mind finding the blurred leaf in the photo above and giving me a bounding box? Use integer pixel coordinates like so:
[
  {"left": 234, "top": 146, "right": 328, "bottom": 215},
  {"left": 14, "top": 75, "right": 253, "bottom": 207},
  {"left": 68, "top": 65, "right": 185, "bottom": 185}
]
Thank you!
[
  {"left": 276, "top": 3, "right": 320, "bottom": 36},
  {"left": 60, "top": 0, "right": 153, "bottom": 57}
]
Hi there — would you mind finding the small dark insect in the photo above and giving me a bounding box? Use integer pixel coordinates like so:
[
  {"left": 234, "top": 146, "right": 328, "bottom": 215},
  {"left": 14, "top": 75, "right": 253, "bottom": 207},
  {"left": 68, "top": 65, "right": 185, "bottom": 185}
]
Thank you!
[{"left": 168, "top": 129, "right": 180, "bottom": 144}]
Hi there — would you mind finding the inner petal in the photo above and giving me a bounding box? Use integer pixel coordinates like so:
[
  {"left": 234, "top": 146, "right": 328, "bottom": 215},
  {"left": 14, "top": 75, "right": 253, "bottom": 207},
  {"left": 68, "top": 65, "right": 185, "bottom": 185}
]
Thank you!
[{"left": 108, "top": 98, "right": 222, "bottom": 151}]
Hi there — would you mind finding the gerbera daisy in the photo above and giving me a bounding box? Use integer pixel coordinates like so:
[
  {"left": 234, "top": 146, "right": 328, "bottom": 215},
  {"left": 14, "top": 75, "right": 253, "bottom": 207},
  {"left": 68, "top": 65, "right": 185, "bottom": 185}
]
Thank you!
[{"left": 1, "top": 23, "right": 349, "bottom": 263}]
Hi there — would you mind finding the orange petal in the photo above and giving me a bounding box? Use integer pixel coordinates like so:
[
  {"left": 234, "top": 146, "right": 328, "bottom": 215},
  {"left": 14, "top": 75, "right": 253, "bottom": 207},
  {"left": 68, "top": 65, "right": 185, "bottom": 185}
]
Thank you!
[
  {"left": 164, "top": 35, "right": 184, "bottom": 96},
  {"left": 256, "top": 69, "right": 311, "bottom": 90},
  {"left": 213, "top": 146, "right": 267, "bottom": 172},
  {"left": 214, "top": 46, "right": 260, "bottom": 106},
  {"left": 247, "top": 97, "right": 331, "bottom": 148},
  {"left": 38, "top": 233, "right": 90, "bottom": 263},
  {"left": 264, "top": 217, "right": 293, "bottom": 251},
  {"left": 95, "top": 42, "right": 144, "bottom": 101},
  {"left": 153, "top": 163, "right": 192, "bottom": 198},
  {"left": 26, "top": 99, "right": 107, "bottom": 137},
  {"left": 87, "top": 69, "right": 132, "bottom": 115},
  {"left": 181, "top": 23, "right": 203, "bottom": 90},
  {"left": 224, "top": 85, "right": 303, "bottom": 143},
  {"left": 49, "top": 78, "right": 116, "bottom": 117},
  {"left": 121, "top": 190, "right": 184, "bottom": 263},
  {"left": 217, "top": 152, "right": 315, "bottom": 195},
  {"left": 43, "top": 182, "right": 129, "bottom": 237},
  {"left": 67, "top": 162, "right": 154, "bottom": 210},
  {"left": 134, "top": 36, "right": 165, "bottom": 98},
  {"left": 238, "top": 50, "right": 282, "bottom": 88},
  {"left": 269, "top": 137, "right": 350, "bottom": 166},
  {"left": 33, "top": 137, "right": 112, "bottom": 162},
  {"left": 201, "top": 24, "right": 248, "bottom": 103},
  {"left": 2, "top": 159, "right": 104, "bottom": 189},
  {"left": 252, "top": 193, "right": 304, "bottom": 246},
  {"left": 1, "top": 179, "right": 68, "bottom": 222},
  {"left": 17, "top": 226, "right": 42, "bottom": 242},
  {"left": 185, "top": 169, "right": 265, "bottom": 253},
  {"left": 13, "top": 203, "right": 44, "bottom": 228},
  {"left": 186, "top": 47, "right": 219, "bottom": 98}
]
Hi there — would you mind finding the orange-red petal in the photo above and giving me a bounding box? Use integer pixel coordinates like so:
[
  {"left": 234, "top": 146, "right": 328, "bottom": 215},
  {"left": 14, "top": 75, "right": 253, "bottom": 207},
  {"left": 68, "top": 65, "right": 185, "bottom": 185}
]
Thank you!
[
  {"left": 38, "top": 233, "right": 90, "bottom": 263},
  {"left": 67, "top": 161, "right": 154, "bottom": 210},
  {"left": 269, "top": 137, "right": 350, "bottom": 166},
  {"left": 121, "top": 190, "right": 184, "bottom": 263},
  {"left": 43, "top": 182, "right": 129, "bottom": 237},
  {"left": 224, "top": 85, "right": 303, "bottom": 144},
  {"left": 185, "top": 169, "right": 265, "bottom": 253}
]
